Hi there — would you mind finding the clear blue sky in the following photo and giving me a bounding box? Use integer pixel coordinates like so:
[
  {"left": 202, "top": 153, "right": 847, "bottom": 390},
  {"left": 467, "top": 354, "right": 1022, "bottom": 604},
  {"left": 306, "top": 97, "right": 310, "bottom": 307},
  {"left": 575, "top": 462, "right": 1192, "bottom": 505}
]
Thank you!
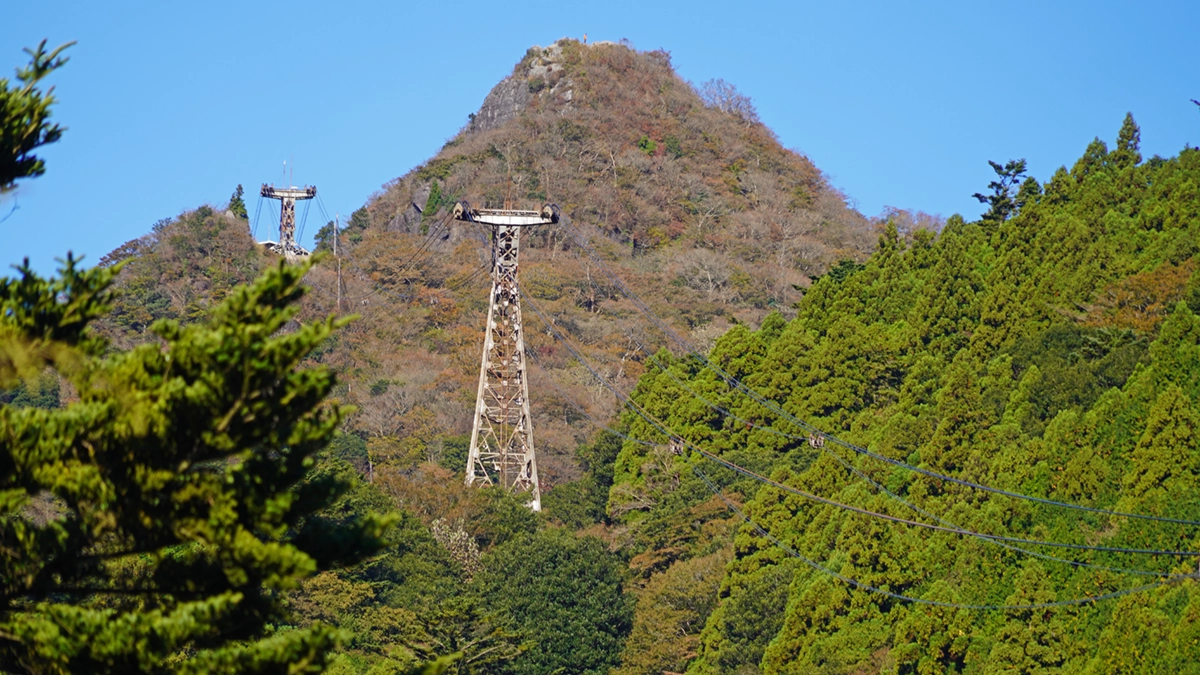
[{"left": 4, "top": 0, "right": 1198, "bottom": 274}]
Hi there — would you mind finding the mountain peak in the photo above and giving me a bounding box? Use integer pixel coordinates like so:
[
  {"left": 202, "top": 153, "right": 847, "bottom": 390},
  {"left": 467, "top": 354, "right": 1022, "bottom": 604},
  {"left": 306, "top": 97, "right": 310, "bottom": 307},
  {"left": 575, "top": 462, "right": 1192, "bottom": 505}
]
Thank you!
[
  {"left": 371, "top": 38, "right": 873, "bottom": 276},
  {"left": 471, "top": 39, "right": 602, "bottom": 133}
]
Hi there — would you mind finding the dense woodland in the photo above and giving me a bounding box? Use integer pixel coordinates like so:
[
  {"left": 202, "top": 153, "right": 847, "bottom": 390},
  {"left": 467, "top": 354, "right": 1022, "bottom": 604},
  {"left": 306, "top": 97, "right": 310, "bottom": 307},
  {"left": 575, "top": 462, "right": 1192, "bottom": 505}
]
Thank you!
[
  {"left": 4, "top": 37, "right": 1200, "bottom": 674},
  {"left": 612, "top": 116, "right": 1200, "bottom": 673}
]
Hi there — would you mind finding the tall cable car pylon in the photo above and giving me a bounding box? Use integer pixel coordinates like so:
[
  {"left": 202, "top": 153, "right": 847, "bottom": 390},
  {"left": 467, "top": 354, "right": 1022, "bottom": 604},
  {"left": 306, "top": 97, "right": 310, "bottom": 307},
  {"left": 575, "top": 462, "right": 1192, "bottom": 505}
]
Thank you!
[{"left": 452, "top": 200, "right": 559, "bottom": 511}]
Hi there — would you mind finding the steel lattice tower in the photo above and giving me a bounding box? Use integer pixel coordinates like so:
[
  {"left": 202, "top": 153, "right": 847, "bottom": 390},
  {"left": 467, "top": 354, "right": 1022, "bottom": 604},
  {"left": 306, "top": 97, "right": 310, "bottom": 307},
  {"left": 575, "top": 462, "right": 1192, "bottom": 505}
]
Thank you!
[
  {"left": 452, "top": 200, "right": 559, "bottom": 511},
  {"left": 260, "top": 184, "right": 316, "bottom": 260}
]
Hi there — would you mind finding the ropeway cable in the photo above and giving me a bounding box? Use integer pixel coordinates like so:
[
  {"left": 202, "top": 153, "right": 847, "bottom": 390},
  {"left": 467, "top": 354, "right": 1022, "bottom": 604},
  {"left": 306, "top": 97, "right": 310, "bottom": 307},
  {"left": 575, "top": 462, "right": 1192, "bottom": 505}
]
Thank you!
[
  {"left": 695, "top": 447, "right": 1199, "bottom": 560},
  {"left": 303, "top": 273, "right": 386, "bottom": 304},
  {"left": 522, "top": 290, "right": 1194, "bottom": 607},
  {"left": 251, "top": 193, "right": 264, "bottom": 240},
  {"left": 297, "top": 198, "right": 312, "bottom": 244},
  {"left": 445, "top": 262, "right": 490, "bottom": 293},
  {"left": 621, "top": 340, "right": 1189, "bottom": 572},
  {"left": 558, "top": 216, "right": 1200, "bottom": 528},
  {"left": 522, "top": 292, "right": 1200, "bottom": 580},
  {"left": 538, "top": 337, "right": 1193, "bottom": 576},
  {"left": 691, "top": 466, "right": 1184, "bottom": 611},
  {"left": 544, "top": 232, "right": 1200, "bottom": 573},
  {"left": 563, "top": 215, "right": 1200, "bottom": 524},
  {"left": 526, "top": 347, "right": 655, "bottom": 448},
  {"left": 327, "top": 210, "right": 456, "bottom": 304},
  {"left": 546, "top": 231, "right": 1199, "bottom": 573},
  {"left": 343, "top": 211, "right": 454, "bottom": 283}
]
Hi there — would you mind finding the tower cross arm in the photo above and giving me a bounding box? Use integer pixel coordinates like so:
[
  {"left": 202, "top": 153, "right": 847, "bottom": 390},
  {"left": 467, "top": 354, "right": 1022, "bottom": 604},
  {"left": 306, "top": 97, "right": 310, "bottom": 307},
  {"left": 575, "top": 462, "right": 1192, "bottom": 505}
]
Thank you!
[
  {"left": 261, "top": 185, "right": 318, "bottom": 201},
  {"left": 452, "top": 200, "right": 559, "bottom": 227}
]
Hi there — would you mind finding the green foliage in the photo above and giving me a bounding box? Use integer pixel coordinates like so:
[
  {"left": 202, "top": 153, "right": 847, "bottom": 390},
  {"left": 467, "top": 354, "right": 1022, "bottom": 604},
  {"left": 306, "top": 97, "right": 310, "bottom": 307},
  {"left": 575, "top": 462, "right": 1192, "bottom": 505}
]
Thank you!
[
  {"left": 314, "top": 220, "right": 338, "bottom": 253},
  {"left": 416, "top": 157, "right": 462, "bottom": 182},
  {"left": 815, "top": 258, "right": 865, "bottom": 285},
  {"left": 0, "top": 40, "right": 73, "bottom": 191},
  {"left": 476, "top": 528, "right": 633, "bottom": 675},
  {"left": 663, "top": 135, "right": 683, "bottom": 158},
  {"left": 0, "top": 259, "right": 394, "bottom": 673},
  {"left": 1112, "top": 112, "right": 1143, "bottom": 169},
  {"left": 543, "top": 430, "right": 624, "bottom": 528},
  {"left": 607, "top": 118, "right": 1200, "bottom": 673},
  {"left": 0, "top": 369, "right": 59, "bottom": 409},
  {"left": 421, "top": 180, "right": 452, "bottom": 234},
  {"left": 100, "top": 206, "right": 270, "bottom": 336},
  {"left": 414, "top": 597, "right": 523, "bottom": 675},
  {"left": 470, "top": 488, "right": 538, "bottom": 550},
  {"left": 436, "top": 434, "right": 470, "bottom": 473},
  {"left": 0, "top": 253, "right": 113, "bottom": 382},
  {"left": 341, "top": 206, "right": 371, "bottom": 245},
  {"left": 973, "top": 158, "right": 1029, "bottom": 224},
  {"left": 313, "top": 203, "right": 376, "bottom": 252},
  {"left": 1008, "top": 324, "right": 1146, "bottom": 432},
  {"left": 982, "top": 563, "right": 1067, "bottom": 674},
  {"left": 228, "top": 183, "right": 248, "bottom": 219},
  {"left": 615, "top": 549, "right": 729, "bottom": 675},
  {"left": 637, "top": 135, "right": 657, "bottom": 156}
]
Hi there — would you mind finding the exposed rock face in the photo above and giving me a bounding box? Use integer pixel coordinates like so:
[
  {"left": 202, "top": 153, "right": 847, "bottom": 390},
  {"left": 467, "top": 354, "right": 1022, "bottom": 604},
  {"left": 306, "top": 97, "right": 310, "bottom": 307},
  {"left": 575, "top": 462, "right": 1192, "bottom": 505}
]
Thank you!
[
  {"left": 470, "top": 76, "right": 530, "bottom": 134},
  {"left": 469, "top": 41, "right": 572, "bottom": 133},
  {"left": 387, "top": 183, "right": 431, "bottom": 233}
]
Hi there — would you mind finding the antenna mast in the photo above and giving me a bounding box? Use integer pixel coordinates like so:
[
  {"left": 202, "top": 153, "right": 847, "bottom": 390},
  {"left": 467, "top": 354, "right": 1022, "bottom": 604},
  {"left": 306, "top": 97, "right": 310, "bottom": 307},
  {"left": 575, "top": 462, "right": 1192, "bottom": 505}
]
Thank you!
[{"left": 452, "top": 200, "right": 560, "bottom": 511}]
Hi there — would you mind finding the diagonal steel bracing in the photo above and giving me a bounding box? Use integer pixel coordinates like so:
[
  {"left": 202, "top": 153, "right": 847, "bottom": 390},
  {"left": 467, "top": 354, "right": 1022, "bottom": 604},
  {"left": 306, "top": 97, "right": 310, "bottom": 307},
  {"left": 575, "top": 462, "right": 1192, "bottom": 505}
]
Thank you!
[{"left": 453, "top": 201, "right": 559, "bottom": 511}]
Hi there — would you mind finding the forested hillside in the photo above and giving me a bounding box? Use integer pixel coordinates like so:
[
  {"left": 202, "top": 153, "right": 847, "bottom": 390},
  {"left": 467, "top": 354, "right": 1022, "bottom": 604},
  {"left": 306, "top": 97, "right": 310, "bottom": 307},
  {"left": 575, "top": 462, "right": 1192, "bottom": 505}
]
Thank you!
[
  {"left": 78, "top": 39, "right": 877, "bottom": 674},
  {"left": 76, "top": 40, "right": 1200, "bottom": 675},
  {"left": 100, "top": 38, "right": 877, "bottom": 490},
  {"left": 610, "top": 116, "right": 1200, "bottom": 673}
]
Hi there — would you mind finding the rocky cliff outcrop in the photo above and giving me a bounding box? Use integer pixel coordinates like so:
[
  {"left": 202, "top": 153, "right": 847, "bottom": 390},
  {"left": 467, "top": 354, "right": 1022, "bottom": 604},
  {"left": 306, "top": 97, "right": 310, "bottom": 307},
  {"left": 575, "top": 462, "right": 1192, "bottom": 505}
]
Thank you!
[{"left": 468, "top": 41, "right": 573, "bottom": 133}]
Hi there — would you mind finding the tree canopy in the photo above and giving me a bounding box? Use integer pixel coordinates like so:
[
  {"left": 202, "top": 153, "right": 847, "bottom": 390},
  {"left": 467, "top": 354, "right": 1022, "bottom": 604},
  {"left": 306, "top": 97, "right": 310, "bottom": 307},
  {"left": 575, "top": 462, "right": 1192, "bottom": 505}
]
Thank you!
[
  {"left": 610, "top": 114, "right": 1200, "bottom": 673},
  {"left": 0, "top": 40, "right": 73, "bottom": 192},
  {"left": 0, "top": 256, "right": 395, "bottom": 673}
]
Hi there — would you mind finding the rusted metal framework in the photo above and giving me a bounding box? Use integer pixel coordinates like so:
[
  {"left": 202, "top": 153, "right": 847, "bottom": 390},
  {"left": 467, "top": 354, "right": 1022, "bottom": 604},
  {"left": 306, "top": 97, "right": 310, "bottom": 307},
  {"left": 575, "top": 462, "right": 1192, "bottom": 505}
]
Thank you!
[
  {"left": 453, "top": 200, "right": 559, "bottom": 511},
  {"left": 260, "top": 184, "right": 316, "bottom": 260}
]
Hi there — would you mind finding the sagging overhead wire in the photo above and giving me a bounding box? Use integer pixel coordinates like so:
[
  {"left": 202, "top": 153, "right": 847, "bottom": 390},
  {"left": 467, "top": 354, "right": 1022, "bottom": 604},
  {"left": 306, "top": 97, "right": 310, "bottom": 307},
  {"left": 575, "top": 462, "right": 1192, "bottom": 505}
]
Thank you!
[
  {"left": 303, "top": 273, "right": 386, "bottom": 305},
  {"left": 617, "top": 337, "right": 1149, "bottom": 573},
  {"left": 530, "top": 341, "right": 1192, "bottom": 577},
  {"left": 525, "top": 346, "right": 655, "bottom": 448},
  {"left": 521, "top": 291, "right": 1195, "bottom": 607},
  {"left": 557, "top": 216, "right": 1200, "bottom": 528},
  {"left": 350, "top": 211, "right": 455, "bottom": 283},
  {"left": 520, "top": 292, "right": 1199, "bottom": 588},
  {"left": 321, "top": 211, "right": 496, "bottom": 316},
  {"left": 251, "top": 193, "right": 264, "bottom": 240},
  {"left": 446, "top": 262, "right": 491, "bottom": 293},
  {"left": 256, "top": 198, "right": 281, "bottom": 242},
  {"left": 546, "top": 234, "right": 1187, "bottom": 565},
  {"left": 297, "top": 198, "right": 312, "bottom": 244},
  {"left": 690, "top": 465, "right": 1181, "bottom": 611}
]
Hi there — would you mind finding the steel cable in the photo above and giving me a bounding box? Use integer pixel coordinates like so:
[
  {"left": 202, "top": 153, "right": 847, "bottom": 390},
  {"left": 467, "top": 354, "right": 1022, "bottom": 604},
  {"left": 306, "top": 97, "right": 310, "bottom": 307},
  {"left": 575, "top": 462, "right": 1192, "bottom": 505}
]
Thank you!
[
  {"left": 558, "top": 216, "right": 1200, "bottom": 528},
  {"left": 522, "top": 290, "right": 1194, "bottom": 607},
  {"left": 521, "top": 292, "right": 1200, "bottom": 578}
]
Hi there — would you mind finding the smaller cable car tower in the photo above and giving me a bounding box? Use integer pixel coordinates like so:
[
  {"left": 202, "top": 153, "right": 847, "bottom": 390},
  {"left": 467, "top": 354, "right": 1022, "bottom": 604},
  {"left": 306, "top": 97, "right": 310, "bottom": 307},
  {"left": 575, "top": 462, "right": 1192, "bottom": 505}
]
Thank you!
[
  {"left": 260, "top": 183, "right": 316, "bottom": 260},
  {"left": 452, "top": 200, "right": 559, "bottom": 511}
]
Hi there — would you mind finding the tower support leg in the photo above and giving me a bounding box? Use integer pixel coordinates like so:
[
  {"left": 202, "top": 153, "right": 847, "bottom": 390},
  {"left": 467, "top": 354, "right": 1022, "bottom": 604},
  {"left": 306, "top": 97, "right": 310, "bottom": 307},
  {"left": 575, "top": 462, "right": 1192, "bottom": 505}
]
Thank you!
[
  {"left": 280, "top": 197, "right": 296, "bottom": 249},
  {"left": 466, "top": 224, "right": 541, "bottom": 510}
]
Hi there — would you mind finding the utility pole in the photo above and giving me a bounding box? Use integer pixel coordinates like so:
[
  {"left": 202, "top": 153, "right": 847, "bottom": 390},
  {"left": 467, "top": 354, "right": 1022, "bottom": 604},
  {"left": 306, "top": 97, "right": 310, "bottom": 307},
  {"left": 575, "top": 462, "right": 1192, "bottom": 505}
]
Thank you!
[
  {"left": 334, "top": 212, "right": 342, "bottom": 313},
  {"left": 452, "top": 200, "right": 559, "bottom": 511},
  {"left": 259, "top": 183, "right": 316, "bottom": 260}
]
